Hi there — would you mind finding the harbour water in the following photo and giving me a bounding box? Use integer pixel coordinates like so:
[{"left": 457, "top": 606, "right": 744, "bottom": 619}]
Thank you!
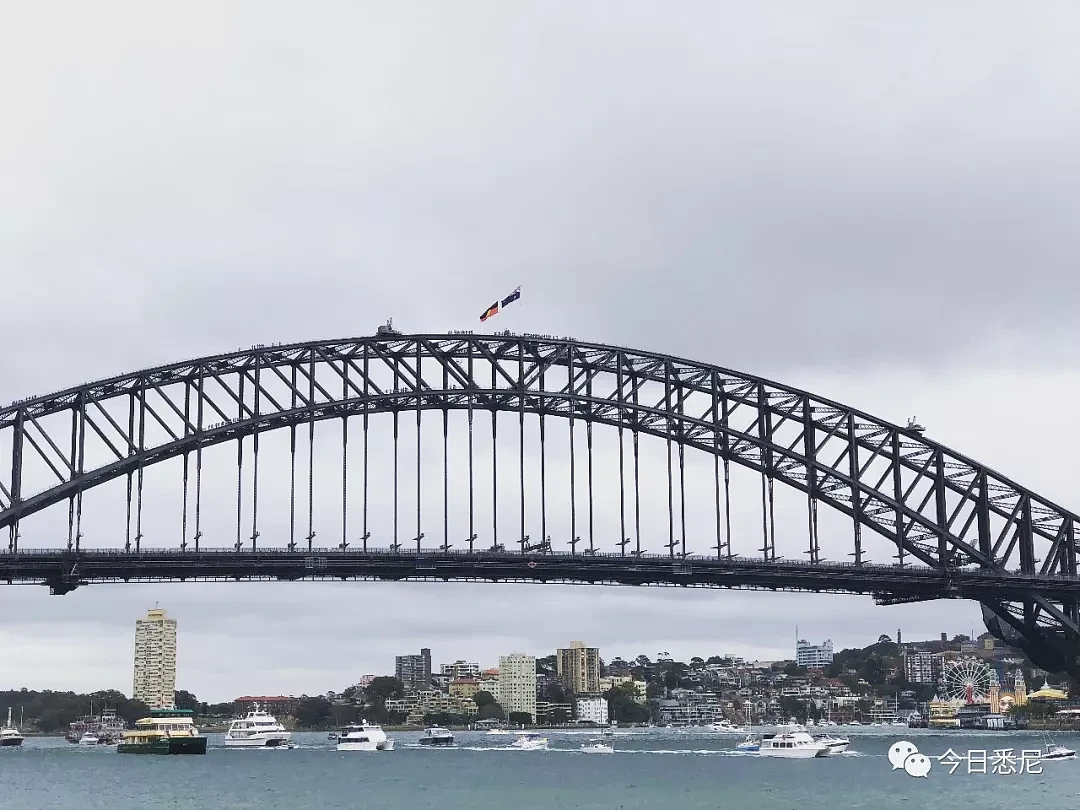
[{"left": 1, "top": 727, "right": 1077, "bottom": 809}]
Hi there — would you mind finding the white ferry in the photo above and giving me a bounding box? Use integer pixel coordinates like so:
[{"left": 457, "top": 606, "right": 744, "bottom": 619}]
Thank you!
[
  {"left": 224, "top": 704, "right": 292, "bottom": 749},
  {"left": 336, "top": 722, "right": 395, "bottom": 752}
]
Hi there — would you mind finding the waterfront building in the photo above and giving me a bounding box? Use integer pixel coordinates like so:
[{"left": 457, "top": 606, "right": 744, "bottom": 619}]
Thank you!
[
  {"left": 449, "top": 678, "right": 481, "bottom": 700},
  {"left": 557, "top": 641, "right": 601, "bottom": 695},
  {"left": 385, "top": 691, "right": 479, "bottom": 725},
  {"left": 395, "top": 648, "right": 432, "bottom": 694},
  {"left": 440, "top": 660, "right": 481, "bottom": 680},
  {"left": 133, "top": 608, "right": 177, "bottom": 709},
  {"left": 795, "top": 638, "right": 834, "bottom": 668},
  {"left": 478, "top": 672, "right": 501, "bottom": 703},
  {"left": 535, "top": 701, "right": 574, "bottom": 725},
  {"left": 576, "top": 696, "right": 609, "bottom": 725},
  {"left": 498, "top": 654, "right": 537, "bottom": 722}
]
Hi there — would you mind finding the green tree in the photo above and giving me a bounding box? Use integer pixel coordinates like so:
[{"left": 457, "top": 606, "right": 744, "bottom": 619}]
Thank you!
[
  {"left": 477, "top": 703, "right": 505, "bottom": 721},
  {"left": 473, "top": 690, "right": 496, "bottom": 708},
  {"left": 173, "top": 690, "right": 200, "bottom": 712},
  {"left": 365, "top": 677, "right": 404, "bottom": 703},
  {"left": 508, "top": 711, "right": 533, "bottom": 727},
  {"left": 603, "top": 682, "right": 650, "bottom": 724},
  {"left": 295, "top": 696, "right": 333, "bottom": 728}
]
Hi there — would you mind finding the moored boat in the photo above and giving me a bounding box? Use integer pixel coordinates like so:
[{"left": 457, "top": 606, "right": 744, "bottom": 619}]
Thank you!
[
  {"left": 117, "top": 708, "right": 207, "bottom": 755},
  {"left": 224, "top": 703, "right": 292, "bottom": 748},
  {"left": 0, "top": 708, "right": 23, "bottom": 747},
  {"left": 336, "top": 722, "right": 395, "bottom": 751},
  {"left": 418, "top": 727, "right": 454, "bottom": 746},
  {"left": 78, "top": 733, "right": 101, "bottom": 746}
]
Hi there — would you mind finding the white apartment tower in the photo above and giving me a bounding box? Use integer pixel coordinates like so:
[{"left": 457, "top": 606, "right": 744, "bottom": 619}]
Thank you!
[
  {"left": 133, "top": 608, "right": 177, "bottom": 708},
  {"left": 498, "top": 653, "right": 537, "bottom": 723}
]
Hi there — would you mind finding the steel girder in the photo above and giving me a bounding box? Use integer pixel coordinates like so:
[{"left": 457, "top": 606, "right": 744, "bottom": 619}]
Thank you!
[{"left": 1, "top": 333, "right": 1078, "bottom": 670}]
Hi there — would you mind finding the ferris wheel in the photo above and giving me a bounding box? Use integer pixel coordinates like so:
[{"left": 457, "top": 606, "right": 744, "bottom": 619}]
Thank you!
[{"left": 939, "top": 658, "right": 993, "bottom": 703}]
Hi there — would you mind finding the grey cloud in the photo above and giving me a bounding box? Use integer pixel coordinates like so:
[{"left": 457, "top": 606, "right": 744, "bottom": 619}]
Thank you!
[{"left": 0, "top": 2, "right": 1073, "bottom": 698}]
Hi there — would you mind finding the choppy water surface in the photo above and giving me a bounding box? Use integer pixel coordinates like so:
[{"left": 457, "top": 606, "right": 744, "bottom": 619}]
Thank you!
[{"left": 2, "top": 727, "right": 1078, "bottom": 809}]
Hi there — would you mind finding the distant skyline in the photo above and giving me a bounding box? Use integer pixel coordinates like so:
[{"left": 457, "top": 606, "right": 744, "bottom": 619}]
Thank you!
[{"left": 4, "top": 3, "right": 1080, "bottom": 701}]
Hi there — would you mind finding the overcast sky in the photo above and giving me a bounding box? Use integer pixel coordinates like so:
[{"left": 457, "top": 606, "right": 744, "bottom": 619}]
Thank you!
[{"left": 3, "top": 2, "right": 1079, "bottom": 702}]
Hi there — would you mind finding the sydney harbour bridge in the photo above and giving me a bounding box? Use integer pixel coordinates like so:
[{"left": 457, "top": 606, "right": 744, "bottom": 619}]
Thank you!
[{"left": 2, "top": 330, "right": 1080, "bottom": 676}]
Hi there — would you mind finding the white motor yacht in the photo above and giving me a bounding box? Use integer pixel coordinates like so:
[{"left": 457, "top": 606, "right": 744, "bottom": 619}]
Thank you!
[
  {"left": 487, "top": 727, "right": 511, "bottom": 736},
  {"left": 511, "top": 732, "right": 549, "bottom": 751},
  {"left": 758, "top": 724, "right": 828, "bottom": 758},
  {"left": 0, "top": 708, "right": 24, "bottom": 747},
  {"left": 337, "top": 722, "right": 395, "bottom": 751},
  {"left": 224, "top": 704, "right": 292, "bottom": 749},
  {"left": 78, "top": 732, "right": 100, "bottom": 746}
]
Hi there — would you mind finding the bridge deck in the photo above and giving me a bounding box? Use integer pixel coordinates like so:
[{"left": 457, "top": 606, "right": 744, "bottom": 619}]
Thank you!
[{"left": 4, "top": 548, "right": 1080, "bottom": 599}]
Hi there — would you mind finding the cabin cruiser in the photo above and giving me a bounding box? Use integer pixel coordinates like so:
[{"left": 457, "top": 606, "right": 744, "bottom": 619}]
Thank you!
[
  {"left": 815, "top": 734, "right": 850, "bottom": 755},
  {"left": 419, "top": 727, "right": 455, "bottom": 746},
  {"left": 758, "top": 724, "right": 829, "bottom": 758},
  {"left": 336, "top": 722, "right": 395, "bottom": 751},
  {"left": 487, "top": 727, "right": 511, "bottom": 736},
  {"left": 0, "top": 708, "right": 24, "bottom": 747},
  {"left": 224, "top": 704, "right": 292, "bottom": 748},
  {"left": 78, "top": 732, "right": 101, "bottom": 746},
  {"left": 511, "top": 732, "right": 549, "bottom": 751}
]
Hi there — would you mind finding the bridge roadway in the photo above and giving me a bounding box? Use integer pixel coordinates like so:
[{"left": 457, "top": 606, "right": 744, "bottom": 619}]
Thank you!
[{"left": 5, "top": 548, "right": 1080, "bottom": 600}]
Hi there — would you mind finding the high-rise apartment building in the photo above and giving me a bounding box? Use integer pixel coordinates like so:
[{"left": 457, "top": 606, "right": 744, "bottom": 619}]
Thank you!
[
  {"left": 498, "top": 653, "right": 537, "bottom": 722},
  {"left": 395, "top": 648, "right": 432, "bottom": 693},
  {"left": 903, "top": 650, "right": 939, "bottom": 684},
  {"left": 557, "top": 641, "right": 601, "bottom": 694},
  {"left": 133, "top": 608, "right": 177, "bottom": 709},
  {"left": 795, "top": 638, "right": 834, "bottom": 668}
]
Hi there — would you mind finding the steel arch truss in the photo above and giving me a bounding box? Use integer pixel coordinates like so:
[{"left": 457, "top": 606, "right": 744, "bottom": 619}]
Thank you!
[{"left": 1, "top": 333, "right": 1079, "bottom": 672}]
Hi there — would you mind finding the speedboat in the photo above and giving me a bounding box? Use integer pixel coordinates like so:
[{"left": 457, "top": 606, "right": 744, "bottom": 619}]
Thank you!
[
  {"left": 758, "top": 724, "right": 828, "bottom": 758},
  {"left": 419, "top": 727, "right": 455, "bottom": 746},
  {"left": 0, "top": 708, "right": 24, "bottom": 747},
  {"left": 735, "top": 735, "right": 760, "bottom": 752},
  {"left": 487, "top": 727, "right": 511, "bottom": 736},
  {"left": 78, "top": 732, "right": 101, "bottom": 746},
  {"left": 1042, "top": 735, "right": 1076, "bottom": 761},
  {"left": 337, "top": 722, "right": 395, "bottom": 751},
  {"left": 511, "top": 732, "right": 549, "bottom": 751},
  {"left": 815, "top": 734, "right": 850, "bottom": 755},
  {"left": 224, "top": 703, "right": 292, "bottom": 749},
  {"left": 580, "top": 737, "right": 614, "bottom": 754}
]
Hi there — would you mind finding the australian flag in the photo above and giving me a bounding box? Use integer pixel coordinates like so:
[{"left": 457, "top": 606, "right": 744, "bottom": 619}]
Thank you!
[{"left": 501, "top": 286, "right": 521, "bottom": 307}]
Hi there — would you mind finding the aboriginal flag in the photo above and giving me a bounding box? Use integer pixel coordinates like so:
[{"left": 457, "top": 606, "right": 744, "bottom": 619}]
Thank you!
[{"left": 480, "top": 301, "right": 499, "bottom": 322}]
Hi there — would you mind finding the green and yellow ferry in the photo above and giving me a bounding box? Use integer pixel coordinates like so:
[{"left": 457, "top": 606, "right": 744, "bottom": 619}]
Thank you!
[{"left": 117, "top": 708, "right": 208, "bottom": 755}]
